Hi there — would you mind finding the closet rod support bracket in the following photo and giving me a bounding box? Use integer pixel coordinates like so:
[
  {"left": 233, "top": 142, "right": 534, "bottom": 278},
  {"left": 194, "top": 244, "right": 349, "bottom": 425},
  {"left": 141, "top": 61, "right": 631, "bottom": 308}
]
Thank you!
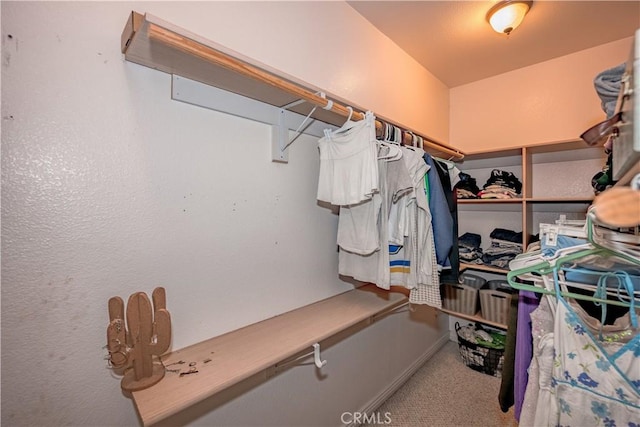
[
  {"left": 272, "top": 92, "right": 332, "bottom": 164},
  {"left": 271, "top": 108, "right": 289, "bottom": 163}
]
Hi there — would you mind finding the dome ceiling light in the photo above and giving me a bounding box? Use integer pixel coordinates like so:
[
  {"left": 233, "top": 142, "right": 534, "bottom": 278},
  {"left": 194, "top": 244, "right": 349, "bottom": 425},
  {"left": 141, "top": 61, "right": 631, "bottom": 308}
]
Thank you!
[{"left": 486, "top": 0, "right": 533, "bottom": 35}]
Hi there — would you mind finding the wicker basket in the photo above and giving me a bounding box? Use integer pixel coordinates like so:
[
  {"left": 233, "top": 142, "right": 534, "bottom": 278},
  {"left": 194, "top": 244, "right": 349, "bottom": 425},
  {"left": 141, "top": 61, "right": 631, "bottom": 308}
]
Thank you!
[
  {"left": 442, "top": 273, "right": 486, "bottom": 315},
  {"left": 455, "top": 322, "right": 505, "bottom": 377},
  {"left": 479, "top": 280, "right": 516, "bottom": 325}
]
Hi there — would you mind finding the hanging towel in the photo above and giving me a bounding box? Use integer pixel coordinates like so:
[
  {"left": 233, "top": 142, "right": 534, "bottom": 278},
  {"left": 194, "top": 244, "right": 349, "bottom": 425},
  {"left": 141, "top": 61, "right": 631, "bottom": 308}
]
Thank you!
[{"left": 594, "top": 63, "right": 626, "bottom": 118}]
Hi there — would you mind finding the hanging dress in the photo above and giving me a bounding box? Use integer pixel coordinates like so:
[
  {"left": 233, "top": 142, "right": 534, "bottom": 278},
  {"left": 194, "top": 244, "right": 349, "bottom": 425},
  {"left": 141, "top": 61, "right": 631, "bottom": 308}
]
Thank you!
[{"left": 532, "top": 273, "right": 640, "bottom": 426}]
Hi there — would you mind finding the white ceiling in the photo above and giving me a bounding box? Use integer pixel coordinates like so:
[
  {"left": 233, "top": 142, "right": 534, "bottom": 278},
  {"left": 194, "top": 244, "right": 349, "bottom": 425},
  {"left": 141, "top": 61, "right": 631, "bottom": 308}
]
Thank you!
[{"left": 348, "top": 1, "right": 640, "bottom": 88}]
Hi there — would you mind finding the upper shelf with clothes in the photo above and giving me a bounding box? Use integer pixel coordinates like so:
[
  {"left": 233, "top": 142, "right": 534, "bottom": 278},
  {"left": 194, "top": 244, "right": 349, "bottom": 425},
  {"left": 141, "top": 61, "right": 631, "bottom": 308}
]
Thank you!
[{"left": 120, "top": 11, "right": 465, "bottom": 161}]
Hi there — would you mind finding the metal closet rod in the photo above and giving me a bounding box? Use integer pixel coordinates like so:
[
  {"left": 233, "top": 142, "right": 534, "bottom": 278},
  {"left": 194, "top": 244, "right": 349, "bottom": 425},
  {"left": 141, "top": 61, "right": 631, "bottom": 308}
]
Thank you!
[{"left": 147, "top": 24, "right": 465, "bottom": 160}]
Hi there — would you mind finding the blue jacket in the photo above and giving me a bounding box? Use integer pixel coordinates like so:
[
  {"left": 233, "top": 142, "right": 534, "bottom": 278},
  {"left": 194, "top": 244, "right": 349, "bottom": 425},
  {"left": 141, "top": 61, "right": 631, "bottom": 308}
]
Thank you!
[{"left": 424, "top": 154, "right": 454, "bottom": 268}]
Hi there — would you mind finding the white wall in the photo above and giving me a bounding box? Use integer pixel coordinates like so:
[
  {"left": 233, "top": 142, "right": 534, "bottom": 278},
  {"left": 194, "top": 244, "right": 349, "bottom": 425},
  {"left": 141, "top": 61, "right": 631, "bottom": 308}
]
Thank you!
[
  {"left": 1, "top": 2, "right": 449, "bottom": 426},
  {"left": 450, "top": 37, "right": 633, "bottom": 152},
  {"left": 141, "top": 1, "right": 450, "bottom": 143}
]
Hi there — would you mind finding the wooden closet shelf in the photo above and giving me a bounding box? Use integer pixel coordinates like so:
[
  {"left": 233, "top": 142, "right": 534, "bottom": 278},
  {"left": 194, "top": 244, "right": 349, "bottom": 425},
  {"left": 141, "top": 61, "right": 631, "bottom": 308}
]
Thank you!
[
  {"left": 439, "top": 308, "right": 507, "bottom": 330},
  {"left": 120, "top": 11, "right": 464, "bottom": 160},
  {"left": 458, "top": 198, "right": 523, "bottom": 204},
  {"left": 524, "top": 197, "right": 594, "bottom": 203},
  {"left": 459, "top": 263, "right": 509, "bottom": 275},
  {"left": 130, "top": 285, "right": 408, "bottom": 426},
  {"left": 458, "top": 197, "right": 593, "bottom": 205}
]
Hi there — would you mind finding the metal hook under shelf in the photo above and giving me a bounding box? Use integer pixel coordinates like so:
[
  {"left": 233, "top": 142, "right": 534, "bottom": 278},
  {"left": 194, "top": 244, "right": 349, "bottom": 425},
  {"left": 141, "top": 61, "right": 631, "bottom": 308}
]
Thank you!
[{"left": 312, "top": 343, "right": 327, "bottom": 369}]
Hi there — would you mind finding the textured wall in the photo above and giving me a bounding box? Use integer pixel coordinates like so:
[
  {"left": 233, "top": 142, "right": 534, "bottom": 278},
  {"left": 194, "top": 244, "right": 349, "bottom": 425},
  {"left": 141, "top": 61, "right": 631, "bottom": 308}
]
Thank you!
[{"left": 1, "top": 2, "right": 448, "bottom": 426}]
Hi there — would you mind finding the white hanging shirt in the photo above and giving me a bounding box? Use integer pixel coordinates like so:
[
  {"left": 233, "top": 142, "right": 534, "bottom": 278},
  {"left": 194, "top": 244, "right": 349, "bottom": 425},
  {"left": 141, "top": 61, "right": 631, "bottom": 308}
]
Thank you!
[
  {"left": 338, "top": 150, "right": 410, "bottom": 288},
  {"left": 317, "top": 111, "right": 378, "bottom": 206}
]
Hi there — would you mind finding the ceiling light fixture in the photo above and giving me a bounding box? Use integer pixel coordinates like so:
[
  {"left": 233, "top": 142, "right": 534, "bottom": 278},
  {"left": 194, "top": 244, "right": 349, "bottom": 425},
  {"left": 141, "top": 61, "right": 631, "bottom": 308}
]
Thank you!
[{"left": 486, "top": 0, "right": 533, "bottom": 35}]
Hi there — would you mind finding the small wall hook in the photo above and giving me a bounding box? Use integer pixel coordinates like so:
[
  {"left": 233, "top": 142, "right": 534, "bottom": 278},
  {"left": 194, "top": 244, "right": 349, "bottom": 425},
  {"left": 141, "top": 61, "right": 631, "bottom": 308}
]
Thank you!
[{"left": 312, "top": 343, "right": 327, "bottom": 368}]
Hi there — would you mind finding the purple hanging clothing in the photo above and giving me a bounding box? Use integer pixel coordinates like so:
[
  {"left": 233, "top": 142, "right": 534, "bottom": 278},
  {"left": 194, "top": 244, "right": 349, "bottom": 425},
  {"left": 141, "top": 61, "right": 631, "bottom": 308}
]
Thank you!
[{"left": 514, "top": 290, "right": 540, "bottom": 421}]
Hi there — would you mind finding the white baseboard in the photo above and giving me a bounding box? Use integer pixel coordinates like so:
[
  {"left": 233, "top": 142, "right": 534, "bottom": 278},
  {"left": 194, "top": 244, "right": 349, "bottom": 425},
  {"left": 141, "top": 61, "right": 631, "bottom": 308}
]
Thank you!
[{"left": 345, "top": 333, "right": 450, "bottom": 427}]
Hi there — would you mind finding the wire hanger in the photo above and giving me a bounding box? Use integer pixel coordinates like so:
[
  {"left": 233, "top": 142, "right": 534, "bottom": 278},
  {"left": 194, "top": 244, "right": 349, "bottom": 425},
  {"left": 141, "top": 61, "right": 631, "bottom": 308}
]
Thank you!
[{"left": 507, "top": 213, "right": 640, "bottom": 308}]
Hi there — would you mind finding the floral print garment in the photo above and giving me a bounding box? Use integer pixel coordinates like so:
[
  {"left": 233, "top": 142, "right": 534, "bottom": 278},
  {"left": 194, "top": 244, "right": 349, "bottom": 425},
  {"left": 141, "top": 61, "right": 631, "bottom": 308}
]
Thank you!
[{"left": 534, "top": 294, "right": 640, "bottom": 426}]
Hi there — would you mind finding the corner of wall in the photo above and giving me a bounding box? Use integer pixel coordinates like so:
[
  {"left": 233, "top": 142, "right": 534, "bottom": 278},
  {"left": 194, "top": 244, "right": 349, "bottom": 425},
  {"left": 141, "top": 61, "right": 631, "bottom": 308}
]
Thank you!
[{"left": 449, "top": 37, "right": 633, "bottom": 152}]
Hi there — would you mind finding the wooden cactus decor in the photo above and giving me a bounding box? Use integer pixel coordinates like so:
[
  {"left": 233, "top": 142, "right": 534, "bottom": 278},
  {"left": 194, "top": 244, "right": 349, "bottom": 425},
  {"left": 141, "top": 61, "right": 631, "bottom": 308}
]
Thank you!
[{"left": 106, "top": 287, "right": 171, "bottom": 392}]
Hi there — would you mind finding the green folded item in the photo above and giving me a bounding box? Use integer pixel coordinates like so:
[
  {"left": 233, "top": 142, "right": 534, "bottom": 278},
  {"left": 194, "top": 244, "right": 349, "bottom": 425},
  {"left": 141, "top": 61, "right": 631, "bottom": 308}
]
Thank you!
[{"left": 476, "top": 332, "right": 506, "bottom": 350}]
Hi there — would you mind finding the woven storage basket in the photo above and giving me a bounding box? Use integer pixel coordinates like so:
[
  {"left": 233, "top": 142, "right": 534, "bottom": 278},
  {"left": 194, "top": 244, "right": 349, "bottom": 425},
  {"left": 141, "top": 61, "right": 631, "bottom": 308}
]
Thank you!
[
  {"left": 479, "top": 280, "right": 516, "bottom": 325},
  {"left": 442, "top": 273, "right": 486, "bottom": 315}
]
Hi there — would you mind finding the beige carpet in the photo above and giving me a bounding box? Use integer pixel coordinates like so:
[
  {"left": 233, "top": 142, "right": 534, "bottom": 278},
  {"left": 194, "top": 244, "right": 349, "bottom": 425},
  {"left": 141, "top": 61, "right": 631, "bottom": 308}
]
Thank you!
[{"left": 364, "top": 341, "right": 518, "bottom": 427}]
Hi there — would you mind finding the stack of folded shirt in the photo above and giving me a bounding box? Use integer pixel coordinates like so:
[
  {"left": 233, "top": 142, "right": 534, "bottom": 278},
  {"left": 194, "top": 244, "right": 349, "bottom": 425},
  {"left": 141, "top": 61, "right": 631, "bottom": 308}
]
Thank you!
[
  {"left": 482, "top": 228, "right": 523, "bottom": 269},
  {"left": 526, "top": 234, "right": 540, "bottom": 253},
  {"left": 455, "top": 172, "right": 481, "bottom": 199},
  {"left": 458, "top": 232, "right": 483, "bottom": 264},
  {"left": 478, "top": 169, "right": 522, "bottom": 199}
]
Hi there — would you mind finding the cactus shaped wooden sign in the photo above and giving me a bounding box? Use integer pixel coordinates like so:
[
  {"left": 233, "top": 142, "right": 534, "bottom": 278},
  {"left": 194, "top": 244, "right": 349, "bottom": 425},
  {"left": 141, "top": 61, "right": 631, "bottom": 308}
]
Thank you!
[{"left": 106, "top": 287, "right": 171, "bottom": 392}]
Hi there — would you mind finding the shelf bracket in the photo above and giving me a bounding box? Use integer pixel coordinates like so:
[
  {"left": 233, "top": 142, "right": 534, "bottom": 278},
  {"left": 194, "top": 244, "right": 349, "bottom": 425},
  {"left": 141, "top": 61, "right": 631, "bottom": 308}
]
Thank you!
[
  {"left": 272, "top": 93, "right": 333, "bottom": 163},
  {"left": 371, "top": 301, "right": 414, "bottom": 322},
  {"left": 271, "top": 108, "right": 289, "bottom": 163},
  {"left": 170, "top": 75, "right": 334, "bottom": 164}
]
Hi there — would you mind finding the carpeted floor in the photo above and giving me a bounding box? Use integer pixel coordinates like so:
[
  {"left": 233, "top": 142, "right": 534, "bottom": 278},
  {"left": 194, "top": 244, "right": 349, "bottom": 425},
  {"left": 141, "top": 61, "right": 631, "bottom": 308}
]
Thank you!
[{"left": 363, "top": 340, "right": 518, "bottom": 427}]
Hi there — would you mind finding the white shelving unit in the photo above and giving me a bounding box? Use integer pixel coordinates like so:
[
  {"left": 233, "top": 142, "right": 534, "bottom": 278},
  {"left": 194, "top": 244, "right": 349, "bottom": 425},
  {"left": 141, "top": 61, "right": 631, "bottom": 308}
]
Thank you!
[
  {"left": 458, "top": 140, "right": 603, "bottom": 255},
  {"left": 450, "top": 139, "right": 606, "bottom": 326}
]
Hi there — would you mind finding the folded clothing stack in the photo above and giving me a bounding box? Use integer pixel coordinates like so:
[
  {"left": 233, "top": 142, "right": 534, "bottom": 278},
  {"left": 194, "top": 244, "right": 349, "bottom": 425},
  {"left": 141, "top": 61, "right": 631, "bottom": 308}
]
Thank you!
[
  {"left": 482, "top": 228, "right": 523, "bottom": 269},
  {"left": 455, "top": 172, "right": 481, "bottom": 199},
  {"left": 458, "top": 232, "right": 483, "bottom": 264},
  {"left": 478, "top": 169, "right": 522, "bottom": 199}
]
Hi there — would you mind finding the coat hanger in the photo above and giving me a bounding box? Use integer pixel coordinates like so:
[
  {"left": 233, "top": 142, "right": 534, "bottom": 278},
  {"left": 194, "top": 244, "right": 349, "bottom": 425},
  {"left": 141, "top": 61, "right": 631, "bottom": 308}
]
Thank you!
[
  {"left": 515, "top": 265, "right": 640, "bottom": 305},
  {"left": 377, "top": 141, "right": 403, "bottom": 160},
  {"left": 586, "top": 209, "right": 640, "bottom": 258},
  {"left": 513, "top": 212, "right": 638, "bottom": 274},
  {"left": 539, "top": 221, "right": 588, "bottom": 240},
  {"left": 374, "top": 119, "right": 403, "bottom": 160},
  {"left": 331, "top": 106, "right": 358, "bottom": 135},
  {"left": 560, "top": 266, "right": 640, "bottom": 295},
  {"left": 508, "top": 244, "right": 588, "bottom": 272},
  {"left": 507, "top": 217, "right": 590, "bottom": 273},
  {"left": 507, "top": 246, "right": 638, "bottom": 308},
  {"left": 508, "top": 211, "right": 640, "bottom": 306},
  {"left": 433, "top": 156, "right": 455, "bottom": 166},
  {"left": 410, "top": 133, "right": 426, "bottom": 155},
  {"left": 400, "top": 133, "right": 424, "bottom": 154}
]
